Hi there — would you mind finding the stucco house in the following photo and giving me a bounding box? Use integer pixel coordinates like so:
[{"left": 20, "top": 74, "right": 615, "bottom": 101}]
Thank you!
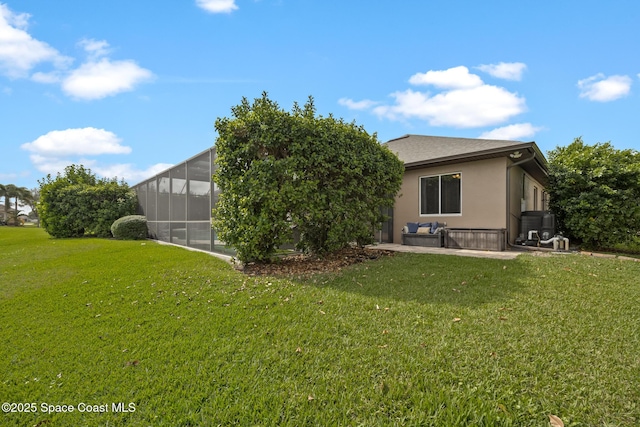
[
  {"left": 133, "top": 134, "right": 549, "bottom": 254},
  {"left": 383, "top": 134, "right": 549, "bottom": 250}
]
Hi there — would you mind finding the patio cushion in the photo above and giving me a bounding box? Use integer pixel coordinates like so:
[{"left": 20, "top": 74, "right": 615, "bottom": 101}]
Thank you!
[
  {"left": 406, "top": 222, "right": 419, "bottom": 233},
  {"left": 417, "top": 226, "right": 431, "bottom": 234}
]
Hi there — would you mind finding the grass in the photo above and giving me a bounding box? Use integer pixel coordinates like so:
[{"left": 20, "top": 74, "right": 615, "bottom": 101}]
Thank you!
[{"left": 1, "top": 227, "right": 639, "bottom": 426}]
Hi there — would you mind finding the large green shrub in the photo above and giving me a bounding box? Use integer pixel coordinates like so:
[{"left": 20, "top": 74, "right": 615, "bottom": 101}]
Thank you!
[
  {"left": 547, "top": 137, "right": 640, "bottom": 248},
  {"left": 213, "top": 93, "right": 404, "bottom": 262},
  {"left": 38, "top": 165, "right": 137, "bottom": 238},
  {"left": 111, "top": 215, "right": 148, "bottom": 240}
]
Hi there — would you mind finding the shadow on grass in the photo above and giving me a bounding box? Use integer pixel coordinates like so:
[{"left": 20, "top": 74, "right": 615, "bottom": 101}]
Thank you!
[{"left": 295, "top": 252, "right": 535, "bottom": 308}]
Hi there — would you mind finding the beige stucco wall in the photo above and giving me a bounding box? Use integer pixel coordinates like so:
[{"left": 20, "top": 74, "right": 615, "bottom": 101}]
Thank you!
[{"left": 393, "top": 157, "right": 509, "bottom": 244}]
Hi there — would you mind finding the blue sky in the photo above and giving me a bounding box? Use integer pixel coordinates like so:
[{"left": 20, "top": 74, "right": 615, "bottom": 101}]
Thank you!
[{"left": 2, "top": 0, "right": 640, "bottom": 192}]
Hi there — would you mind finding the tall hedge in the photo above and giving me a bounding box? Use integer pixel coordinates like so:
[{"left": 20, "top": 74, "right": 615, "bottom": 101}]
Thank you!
[
  {"left": 547, "top": 137, "right": 640, "bottom": 248},
  {"left": 38, "top": 165, "right": 137, "bottom": 238},
  {"left": 213, "top": 93, "right": 404, "bottom": 262}
]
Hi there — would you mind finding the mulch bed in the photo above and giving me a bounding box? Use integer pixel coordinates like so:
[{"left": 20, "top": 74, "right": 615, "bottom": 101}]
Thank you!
[{"left": 238, "top": 247, "right": 395, "bottom": 277}]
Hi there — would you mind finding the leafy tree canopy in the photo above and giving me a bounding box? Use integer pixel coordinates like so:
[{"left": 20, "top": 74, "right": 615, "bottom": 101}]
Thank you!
[
  {"left": 38, "top": 165, "right": 137, "bottom": 238},
  {"left": 213, "top": 93, "right": 404, "bottom": 262},
  {"left": 547, "top": 137, "right": 640, "bottom": 248}
]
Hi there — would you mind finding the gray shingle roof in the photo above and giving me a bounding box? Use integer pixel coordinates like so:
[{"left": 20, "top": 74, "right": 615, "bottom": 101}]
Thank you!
[{"left": 384, "top": 134, "right": 533, "bottom": 166}]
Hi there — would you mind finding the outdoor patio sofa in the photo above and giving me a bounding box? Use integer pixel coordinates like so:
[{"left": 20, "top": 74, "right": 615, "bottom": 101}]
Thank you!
[{"left": 402, "top": 222, "right": 445, "bottom": 247}]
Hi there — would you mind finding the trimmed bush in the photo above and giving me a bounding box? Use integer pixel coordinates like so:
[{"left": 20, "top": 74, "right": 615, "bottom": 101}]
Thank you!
[{"left": 111, "top": 215, "right": 148, "bottom": 240}]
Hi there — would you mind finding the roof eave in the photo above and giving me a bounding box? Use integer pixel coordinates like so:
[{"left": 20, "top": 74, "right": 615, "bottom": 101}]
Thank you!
[
  {"left": 403, "top": 142, "right": 549, "bottom": 185},
  {"left": 403, "top": 142, "right": 537, "bottom": 170}
]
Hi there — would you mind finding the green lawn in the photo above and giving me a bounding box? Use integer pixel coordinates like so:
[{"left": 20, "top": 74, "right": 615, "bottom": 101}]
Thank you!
[{"left": 1, "top": 227, "right": 639, "bottom": 426}]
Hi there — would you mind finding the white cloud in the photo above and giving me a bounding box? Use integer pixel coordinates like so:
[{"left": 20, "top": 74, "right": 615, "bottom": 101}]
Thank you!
[
  {"left": 196, "top": 0, "right": 238, "bottom": 13},
  {"left": 408, "top": 66, "right": 483, "bottom": 89},
  {"left": 0, "top": 3, "right": 71, "bottom": 78},
  {"left": 345, "top": 65, "right": 527, "bottom": 128},
  {"left": 338, "top": 97, "right": 379, "bottom": 110},
  {"left": 0, "top": 5, "right": 151, "bottom": 99},
  {"left": 31, "top": 71, "right": 62, "bottom": 84},
  {"left": 577, "top": 73, "right": 632, "bottom": 102},
  {"left": 21, "top": 127, "right": 132, "bottom": 156},
  {"left": 62, "top": 58, "right": 154, "bottom": 100},
  {"left": 21, "top": 127, "right": 171, "bottom": 184},
  {"left": 478, "top": 123, "right": 542, "bottom": 140},
  {"left": 92, "top": 162, "right": 174, "bottom": 184},
  {"left": 28, "top": 153, "right": 77, "bottom": 176},
  {"left": 78, "top": 38, "right": 111, "bottom": 60},
  {"left": 0, "top": 171, "right": 18, "bottom": 180},
  {"left": 373, "top": 84, "right": 526, "bottom": 128},
  {"left": 60, "top": 38, "right": 153, "bottom": 100},
  {"left": 476, "top": 62, "right": 527, "bottom": 81}
]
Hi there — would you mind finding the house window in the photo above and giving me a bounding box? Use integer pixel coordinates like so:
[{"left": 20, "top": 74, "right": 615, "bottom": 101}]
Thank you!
[
  {"left": 420, "top": 173, "right": 461, "bottom": 215},
  {"left": 533, "top": 186, "right": 538, "bottom": 211}
]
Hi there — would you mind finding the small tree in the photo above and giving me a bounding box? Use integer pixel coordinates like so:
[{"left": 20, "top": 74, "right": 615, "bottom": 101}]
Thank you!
[
  {"left": 27, "top": 187, "right": 40, "bottom": 225},
  {"left": 38, "top": 165, "right": 137, "bottom": 238},
  {"left": 15, "top": 186, "right": 33, "bottom": 210},
  {"left": 547, "top": 137, "right": 640, "bottom": 248},
  {"left": 213, "top": 93, "right": 404, "bottom": 262}
]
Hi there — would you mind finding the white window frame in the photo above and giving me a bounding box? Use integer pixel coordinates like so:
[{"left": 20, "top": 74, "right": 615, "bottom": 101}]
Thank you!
[{"left": 419, "top": 172, "right": 462, "bottom": 217}]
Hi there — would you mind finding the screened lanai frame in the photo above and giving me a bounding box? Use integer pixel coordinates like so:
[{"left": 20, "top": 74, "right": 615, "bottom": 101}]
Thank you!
[{"left": 132, "top": 147, "right": 234, "bottom": 255}]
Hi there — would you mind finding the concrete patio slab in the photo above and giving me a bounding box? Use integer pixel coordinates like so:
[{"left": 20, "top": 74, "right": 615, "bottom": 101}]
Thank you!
[{"left": 368, "top": 243, "right": 521, "bottom": 260}]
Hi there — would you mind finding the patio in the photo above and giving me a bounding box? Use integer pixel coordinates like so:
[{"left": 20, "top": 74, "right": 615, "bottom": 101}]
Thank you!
[{"left": 368, "top": 243, "right": 521, "bottom": 260}]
